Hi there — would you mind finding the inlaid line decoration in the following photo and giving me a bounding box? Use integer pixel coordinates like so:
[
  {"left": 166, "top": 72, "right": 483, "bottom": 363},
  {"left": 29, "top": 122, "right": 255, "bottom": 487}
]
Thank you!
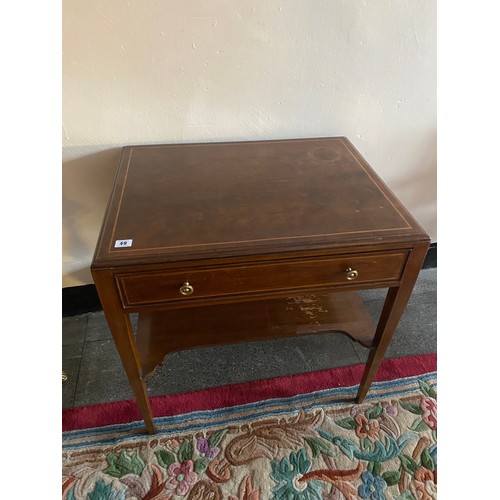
[{"left": 106, "top": 140, "right": 413, "bottom": 254}]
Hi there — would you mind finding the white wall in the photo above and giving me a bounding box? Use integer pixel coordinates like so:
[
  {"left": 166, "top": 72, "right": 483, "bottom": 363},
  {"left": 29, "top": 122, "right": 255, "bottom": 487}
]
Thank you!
[{"left": 63, "top": 0, "right": 436, "bottom": 287}]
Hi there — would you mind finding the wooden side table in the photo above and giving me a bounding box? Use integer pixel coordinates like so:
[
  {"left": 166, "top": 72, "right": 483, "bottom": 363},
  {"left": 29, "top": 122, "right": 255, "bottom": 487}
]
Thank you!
[{"left": 91, "top": 137, "right": 430, "bottom": 434}]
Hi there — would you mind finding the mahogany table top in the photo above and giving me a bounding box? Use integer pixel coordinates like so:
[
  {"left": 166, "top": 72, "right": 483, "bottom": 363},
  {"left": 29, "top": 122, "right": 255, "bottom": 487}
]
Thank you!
[{"left": 92, "top": 137, "right": 428, "bottom": 268}]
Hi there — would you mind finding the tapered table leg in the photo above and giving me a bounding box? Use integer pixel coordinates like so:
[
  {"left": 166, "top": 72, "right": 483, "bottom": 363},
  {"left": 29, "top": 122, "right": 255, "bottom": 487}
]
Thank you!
[
  {"left": 356, "top": 242, "right": 429, "bottom": 403},
  {"left": 92, "top": 270, "right": 156, "bottom": 434}
]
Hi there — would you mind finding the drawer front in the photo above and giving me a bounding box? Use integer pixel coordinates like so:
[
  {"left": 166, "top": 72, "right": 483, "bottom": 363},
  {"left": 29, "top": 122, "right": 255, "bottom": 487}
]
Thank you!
[{"left": 117, "top": 251, "right": 408, "bottom": 307}]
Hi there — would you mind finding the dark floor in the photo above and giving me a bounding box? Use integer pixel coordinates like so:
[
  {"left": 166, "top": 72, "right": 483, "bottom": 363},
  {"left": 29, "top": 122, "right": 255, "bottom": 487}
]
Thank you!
[{"left": 62, "top": 268, "right": 436, "bottom": 408}]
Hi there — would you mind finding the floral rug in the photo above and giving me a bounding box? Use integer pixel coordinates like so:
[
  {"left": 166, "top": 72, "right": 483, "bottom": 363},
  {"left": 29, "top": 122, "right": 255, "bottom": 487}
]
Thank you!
[{"left": 62, "top": 354, "right": 436, "bottom": 500}]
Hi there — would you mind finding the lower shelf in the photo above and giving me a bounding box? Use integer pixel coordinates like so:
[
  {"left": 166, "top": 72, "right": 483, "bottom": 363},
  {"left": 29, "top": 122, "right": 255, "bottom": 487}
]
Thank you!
[{"left": 136, "top": 292, "right": 376, "bottom": 377}]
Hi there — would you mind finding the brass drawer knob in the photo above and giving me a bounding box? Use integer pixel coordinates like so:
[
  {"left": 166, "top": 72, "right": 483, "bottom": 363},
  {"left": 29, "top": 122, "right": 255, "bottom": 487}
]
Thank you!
[
  {"left": 346, "top": 268, "right": 358, "bottom": 280},
  {"left": 179, "top": 282, "right": 194, "bottom": 296}
]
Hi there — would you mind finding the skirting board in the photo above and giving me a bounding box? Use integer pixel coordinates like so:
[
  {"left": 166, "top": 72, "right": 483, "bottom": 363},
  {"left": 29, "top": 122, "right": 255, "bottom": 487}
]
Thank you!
[{"left": 62, "top": 243, "right": 436, "bottom": 317}]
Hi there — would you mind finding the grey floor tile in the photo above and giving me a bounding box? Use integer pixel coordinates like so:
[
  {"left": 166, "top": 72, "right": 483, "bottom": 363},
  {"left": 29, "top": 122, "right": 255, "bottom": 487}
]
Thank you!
[
  {"left": 62, "top": 314, "right": 87, "bottom": 345},
  {"left": 85, "top": 312, "right": 112, "bottom": 342},
  {"left": 62, "top": 343, "right": 84, "bottom": 408},
  {"left": 411, "top": 268, "right": 437, "bottom": 295},
  {"left": 357, "top": 287, "right": 388, "bottom": 303},
  {"left": 85, "top": 311, "right": 138, "bottom": 342},
  {"left": 361, "top": 299, "right": 384, "bottom": 324},
  {"left": 353, "top": 291, "right": 437, "bottom": 362},
  {"left": 146, "top": 333, "right": 361, "bottom": 397},
  {"left": 73, "top": 339, "right": 134, "bottom": 406}
]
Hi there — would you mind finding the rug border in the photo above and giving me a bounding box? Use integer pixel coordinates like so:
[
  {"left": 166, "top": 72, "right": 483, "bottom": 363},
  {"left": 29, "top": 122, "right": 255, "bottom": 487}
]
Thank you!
[{"left": 62, "top": 353, "right": 436, "bottom": 432}]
